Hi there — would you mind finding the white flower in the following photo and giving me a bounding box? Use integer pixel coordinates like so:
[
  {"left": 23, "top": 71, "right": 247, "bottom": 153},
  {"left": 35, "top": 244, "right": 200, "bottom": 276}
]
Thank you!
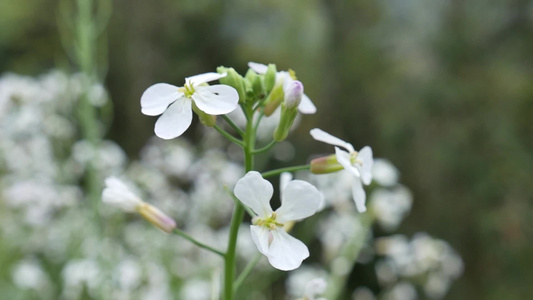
[
  {"left": 233, "top": 171, "right": 321, "bottom": 271},
  {"left": 141, "top": 72, "right": 239, "bottom": 139},
  {"left": 248, "top": 62, "right": 316, "bottom": 114},
  {"left": 370, "top": 187, "right": 412, "bottom": 231},
  {"left": 310, "top": 128, "right": 373, "bottom": 212},
  {"left": 302, "top": 278, "right": 328, "bottom": 300},
  {"left": 102, "top": 177, "right": 176, "bottom": 233},
  {"left": 372, "top": 159, "right": 399, "bottom": 187}
]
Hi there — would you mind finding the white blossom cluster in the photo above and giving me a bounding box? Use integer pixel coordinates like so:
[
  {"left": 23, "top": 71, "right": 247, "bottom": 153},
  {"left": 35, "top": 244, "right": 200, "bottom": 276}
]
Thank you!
[
  {"left": 0, "top": 68, "right": 463, "bottom": 300},
  {"left": 374, "top": 233, "right": 464, "bottom": 300},
  {"left": 0, "top": 71, "right": 243, "bottom": 300}
]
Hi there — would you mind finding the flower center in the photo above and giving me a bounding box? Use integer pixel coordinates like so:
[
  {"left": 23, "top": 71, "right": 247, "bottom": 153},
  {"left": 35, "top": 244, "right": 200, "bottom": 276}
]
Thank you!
[
  {"left": 349, "top": 151, "right": 362, "bottom": 167},
  {"left": 288, "top": 69, "right": 297, "bottom": 80},
  {"left": 255, "top": 212, "right": 283, "bottom": 230},
  {"left": 178, "top": 82, "right": 196, "bottom": 98}
]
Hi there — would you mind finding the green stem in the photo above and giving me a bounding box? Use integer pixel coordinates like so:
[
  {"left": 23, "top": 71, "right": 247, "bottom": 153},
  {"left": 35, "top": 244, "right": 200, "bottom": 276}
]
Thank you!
[
  {"left": 222, "top": 115, "right": 244, "bottom": 137},
  {"left": 173, "top": 229, "right": 225, "bottom": 257},
  {"left": 214, "top": 124, "right": 244, "bottom": 147},
  {"left": 254, "top": 110, "right": 265, "bottom": 132},
  {"left": 224, "top": 105, "right": 255, "bottom": 300},
  {"left": 233, "top": 253, "right": 262, "bottom": 293},
  {"left": 75, "top": 0, "right": 101, "bottom": 228},
  {"left": 261, "top": 164, "right": 310, "bottom": 178},
  {"left": 252, "top": 140, "right": 277, "bottom": 154}
]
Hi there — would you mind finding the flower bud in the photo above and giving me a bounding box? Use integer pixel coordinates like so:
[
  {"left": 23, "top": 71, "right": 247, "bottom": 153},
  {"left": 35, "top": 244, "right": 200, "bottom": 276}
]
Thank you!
[
  {"left": 264, "top": 64, "right": 277, "bottom": 94},
  {"left": 252, "top": 74, "right": 264, "bottom": 99},
  {"left": 284, "top": 80, "right": 303, "bottom": 110},
  {"left": 217, "top": 66, "right": 246, "bottom": 103},
  {"left": 310, "top": 154, "right": 344, "bottom": 174},
  {"left": 136, "top": 202, "right": 177, "bottom": 233},
  {"left": 102, "top": 177, "right": 177, "bottom": 233},
  {"left": 263, "top": 84, "right": 284, "bottom": 116},
  {"left": 273, "top": 103, "right": 299, "bottom": 142}
]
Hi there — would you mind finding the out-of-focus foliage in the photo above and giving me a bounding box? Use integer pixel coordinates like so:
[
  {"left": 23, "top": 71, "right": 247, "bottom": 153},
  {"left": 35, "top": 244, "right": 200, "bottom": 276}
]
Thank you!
[{"left": 0, "top": 0, "right": 531, "bottom": 299}]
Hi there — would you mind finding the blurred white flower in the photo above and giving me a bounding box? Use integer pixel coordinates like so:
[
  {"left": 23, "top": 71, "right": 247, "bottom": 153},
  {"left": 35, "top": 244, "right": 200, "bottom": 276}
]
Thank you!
[
  {"left": 248, "top": 62, "right": 316, "bottom": 114},
  {"left": 72, "top": 140, "right": 127, "bottom": 176},
  {"left": 370, "top": 187, "right": 413, "bottom": 231},
  {"left": 61, "top": 259, "right": 100, "bottom": 299},
  {"left": 116, "top": 259, "right": 142, "bottom": 291},
  {"left": 375, "top": 233, "right": 463, "bottom": 299},
  {"left": 310, "top": 128, "right": 373, "bottom": 212},
  {"left": 11, "top": 259, "right": 49, "bottom": 290},
  {"left": 302, "top": 278, "right": 328, "bottom": 300},
  {"left": 141, "top": 72, "right": 239, "bottom": 139},
  {"left": 372, "top": 159, "right": 399, "bottom": 187},
  {"left": 318, "top": 213, "right": 363, "bottom": 262},
  {"left": 179, "top": 279, "right": 211, "bottom": 300},
  {"left": 234, "top": 171, "right": 321, "bottom": 270},
  {"left": 102, "top": 176, "right": 177, "bottom": 233},
  {"left": 286, "top": 266, "right": 328, "bottom": 298},
  {"left": 386, "top": 282, "right": 417, "bottom": 300}
]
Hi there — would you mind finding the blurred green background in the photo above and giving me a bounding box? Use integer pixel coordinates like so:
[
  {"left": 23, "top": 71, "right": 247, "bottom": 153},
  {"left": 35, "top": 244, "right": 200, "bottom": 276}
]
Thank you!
[{"left": 1, "top": 0, "right": 532, "bottom": 299}]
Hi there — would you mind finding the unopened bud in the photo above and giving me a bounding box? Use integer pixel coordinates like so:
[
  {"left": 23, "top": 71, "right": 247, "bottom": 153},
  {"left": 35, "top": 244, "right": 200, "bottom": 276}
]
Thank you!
[
  {"left": 263, "top": 85, "right": 284, "bottom": 116},
  {"left": 252, "top": 75, "right": 264, "bottom": 98},
  {"left": 310, "top": 154, "right": 344, "bottom": 174},
  {"left": 217, "top": 66, "right": 246, "bottom": 103},
  {"left": 136, "top": 202, "right": 177, "bottom": 233},
  {"left": 284, "top": 80, "right": 303, "bottom": 110},
  {"left": 264, "top": 64, "right": 277, "bottom": 93},
  {"left": 273, "top": 103, "right": 299, "bottom": 142}
]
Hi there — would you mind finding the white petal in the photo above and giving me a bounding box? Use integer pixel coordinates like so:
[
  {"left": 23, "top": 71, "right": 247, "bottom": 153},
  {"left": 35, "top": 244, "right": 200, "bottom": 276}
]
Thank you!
[
  {"left": 140, "top": 83, "right": 182, "bottom": 116},
  {"left": 154, "top": 98, "right": 192, "bottom": 139},
  {"left": 248, "top": 62, "right": 268, "bottom": 74},
  {"left": 352, "top": 178, "right": 367, "bottom": 213},
  {"left": 310, "top": 128, "right": 355, "bottom": 153},
  {"left": 234, "top": 171, "right": 274, "bottom": 217},
  {"left": 192, "top": 85, "right": 239, "bottom": 115},
  {"left": 335, "top": 147, "right": 360, "bottom": 177},
  {"left": 298, "top": 94, "right": 317, "bottom": 114},
  {"left": 279, "top": 172, "right": 293, "bottom": 196},
  {"left": 102, "top": 177, "right": 142, "bottom": 212},
  {"left": 358, "top": 146, "right": 374, "bottom": 185},
  {"left": 250, "top": 225, "right": 270, "bottom": 256},
  {"left": 186, "top": 72, "right": 226, "bottom": 86},
  {"left": 276, "top": 180, "right": 321, "bottom": 223},
  {"left": 267, "top": 229, "right": 309, "bottom": 271}
]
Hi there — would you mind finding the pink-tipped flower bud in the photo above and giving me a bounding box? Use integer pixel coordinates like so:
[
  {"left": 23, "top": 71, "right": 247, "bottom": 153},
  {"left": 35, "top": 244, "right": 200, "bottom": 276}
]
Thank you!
[
  {"left": 102, "top": 176, "right": 177, "bottom": 233},
  {"left": 310, "top": 154, "right": 345, "bottom": 174},
  {"left": 284, "top": 80, "right": 303, "bottom": 110}
]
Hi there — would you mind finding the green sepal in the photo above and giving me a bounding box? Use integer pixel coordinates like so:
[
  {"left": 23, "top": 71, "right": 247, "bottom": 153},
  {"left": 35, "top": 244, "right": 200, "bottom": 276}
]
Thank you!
[
  {"left": 217, "top": 66, "right": 246, "bottom": 103},
  {"left": 192, "top": 101, "right": 216, "bottom": 127}
]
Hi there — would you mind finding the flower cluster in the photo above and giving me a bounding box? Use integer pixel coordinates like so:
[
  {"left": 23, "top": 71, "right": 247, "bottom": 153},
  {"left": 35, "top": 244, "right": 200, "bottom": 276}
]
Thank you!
[{"left": 0, "top": 65, "right": 462, "bottom": 300}]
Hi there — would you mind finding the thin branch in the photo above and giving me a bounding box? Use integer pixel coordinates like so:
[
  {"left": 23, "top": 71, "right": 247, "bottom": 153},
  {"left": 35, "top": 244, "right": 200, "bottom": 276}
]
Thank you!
[
  {"left": 233, "top": 253, "right": 262, "bottom": 293},
  {"left": 172, "top": 229, "right": 226, "bottom": 257},
  {"left": 214, "top": 124, "right": 244, "bottom": 147},
  {"left": 261, "top": 164, "right": 310, "bottom": 178},
  {"left": 252, "top": 140, "right": 277, "bottom": 154},
  {"left": 222, "top": 115, "right": 245, "bottom": 137}
]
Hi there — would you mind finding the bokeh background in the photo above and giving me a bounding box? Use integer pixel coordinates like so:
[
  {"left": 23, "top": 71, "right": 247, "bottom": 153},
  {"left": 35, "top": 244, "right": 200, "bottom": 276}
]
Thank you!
[{"left": 1, "top": 0, "right": 532, "bottom": 299}]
